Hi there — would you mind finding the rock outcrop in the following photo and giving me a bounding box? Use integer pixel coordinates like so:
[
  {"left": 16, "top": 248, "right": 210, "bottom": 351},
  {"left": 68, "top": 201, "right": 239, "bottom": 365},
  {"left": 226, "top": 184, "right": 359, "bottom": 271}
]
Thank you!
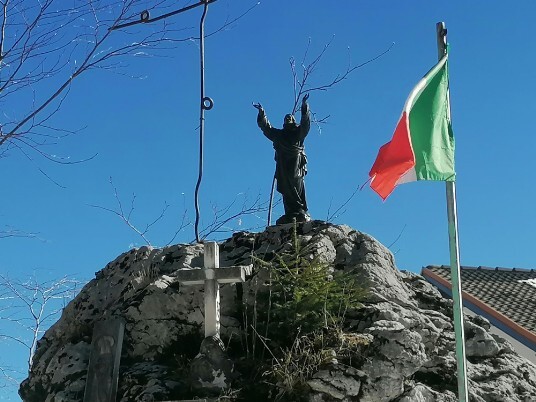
[{"left": 20, "top": 221, "right": 536, "bottom": 401}]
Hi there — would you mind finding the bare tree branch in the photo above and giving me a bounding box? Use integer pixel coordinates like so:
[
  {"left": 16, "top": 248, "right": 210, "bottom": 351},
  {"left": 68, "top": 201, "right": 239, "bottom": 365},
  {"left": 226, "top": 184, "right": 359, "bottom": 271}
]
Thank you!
[
  {"left": 387, "top": 224, "right": 407, "bottom": 249},
  {"left": 0, "top": 0, "right": 260, "bottom": 165},
  {"left": 326, "top": 187, "right": 361, "bottom": 222},
  {"left": 0, "top": 365, "right": 19, "bottom": 390},
  {"left": 0, "top": 226, "right": 39, "bottom": 239},
  {"left": 197, "top": 193, "right": 274, "bottom": 241},
  {"left": 0, "top": 1, "right": 7, "bottom": 63},
  {"left": 92, "top": 181, "right": 274, "bottom": 245},
  {"left": 89, "top": 176, "right": 176, "bottom": 247},
  {"left": 0, "top": 274, "right": 82, "bottom": 374},
  {"left": 165, "top": 206, "right": 191, "bottom": 246},
  {"left": 289, "top": 39, "right": 395, "bottom": 115}
]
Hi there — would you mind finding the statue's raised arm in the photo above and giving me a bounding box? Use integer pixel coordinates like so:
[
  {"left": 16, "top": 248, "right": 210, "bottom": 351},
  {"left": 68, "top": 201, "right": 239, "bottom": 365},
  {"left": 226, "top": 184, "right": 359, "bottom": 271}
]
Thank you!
[
  {"left": 253, "top": 102, "right": 277, "bottom": 141},
  {"left": 299, "top": 94, "right": 311, "bottom": 140}
]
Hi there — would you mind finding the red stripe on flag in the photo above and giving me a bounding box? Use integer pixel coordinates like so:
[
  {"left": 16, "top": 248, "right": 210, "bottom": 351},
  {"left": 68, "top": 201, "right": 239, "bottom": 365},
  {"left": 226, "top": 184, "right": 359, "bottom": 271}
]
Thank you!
[{"left": 369, "top": 112, "right": 415, "bottom": 200}]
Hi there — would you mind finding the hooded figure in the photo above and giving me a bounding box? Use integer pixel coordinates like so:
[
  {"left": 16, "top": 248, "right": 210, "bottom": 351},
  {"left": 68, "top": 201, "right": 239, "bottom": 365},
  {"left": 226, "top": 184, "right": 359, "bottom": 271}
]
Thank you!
[{"left": 253, "top": 94, "right": 311, "bottom": 224}]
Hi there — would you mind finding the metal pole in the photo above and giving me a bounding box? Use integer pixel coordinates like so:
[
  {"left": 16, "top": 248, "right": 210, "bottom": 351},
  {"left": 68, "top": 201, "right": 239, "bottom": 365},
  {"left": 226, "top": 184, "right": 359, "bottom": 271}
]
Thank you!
[
  {"left": 194, "top": 1, "right": 210, "bottom": 242},
  {"left": 437, "top": 21, "right": 469, "bottom": 402},
  {"left": 267, "top": 174, "right": 276, "bottom": 227},
  {"left": 108, "top": 1, "right": 217, "bottom": 243}
]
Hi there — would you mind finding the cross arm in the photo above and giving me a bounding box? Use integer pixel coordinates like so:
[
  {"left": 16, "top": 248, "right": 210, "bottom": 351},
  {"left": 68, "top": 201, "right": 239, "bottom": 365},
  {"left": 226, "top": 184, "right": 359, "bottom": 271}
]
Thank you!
[{"left": 178, "top": 265, "right": 252, "bottom": 285}]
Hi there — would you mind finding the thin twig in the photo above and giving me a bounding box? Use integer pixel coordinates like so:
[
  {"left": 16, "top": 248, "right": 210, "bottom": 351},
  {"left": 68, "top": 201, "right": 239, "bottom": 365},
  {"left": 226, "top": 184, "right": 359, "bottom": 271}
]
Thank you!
[
  {"left": 290, "top": 40, "right": 394, "bottom": 116},
  {"left": 387, "top": 224, "right": 407, "bottom": 249},
  {"left": 0, "top": 226, "right": 39, "bottom": 240},
  {"left": 89, "top": 177, "right": 168, "bottom": 246},
  {"left": 198, "top": 193, "right": 273, "bottom": 241},
  {"left": 0, "top": 273, "right": 82, "bottom": 371},
  {"left": 326, "top": 187, "right": 360, "bottom": 222}
]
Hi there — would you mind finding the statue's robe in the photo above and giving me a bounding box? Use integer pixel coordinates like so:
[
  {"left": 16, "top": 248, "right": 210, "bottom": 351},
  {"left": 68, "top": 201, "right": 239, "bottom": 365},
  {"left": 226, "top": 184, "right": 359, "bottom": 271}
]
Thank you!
[{"left": 257, "top": 102, "right": 310, "bottom": 222}]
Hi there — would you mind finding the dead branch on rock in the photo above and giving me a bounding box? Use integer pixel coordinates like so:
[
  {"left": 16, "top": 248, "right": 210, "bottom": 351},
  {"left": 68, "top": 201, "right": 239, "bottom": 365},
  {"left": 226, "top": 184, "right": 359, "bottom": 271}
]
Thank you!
[
  {"left": 289, "top": 38, "right": 394, "bottom": 131},
  {"left": 0, "top": 274, "right": 82, "bottom": 373},
  {"left": 89, "top": 176, "right": 191, "bottom": 247},
  {"left": 197, "top": 193, "right": 274, "bottom": 241}
]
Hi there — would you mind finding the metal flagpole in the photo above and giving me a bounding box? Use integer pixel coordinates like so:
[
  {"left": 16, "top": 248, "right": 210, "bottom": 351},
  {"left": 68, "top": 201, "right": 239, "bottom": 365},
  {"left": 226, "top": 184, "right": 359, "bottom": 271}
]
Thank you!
[{"left": 437, "top": 21, "right": 469, "bottom": 402}]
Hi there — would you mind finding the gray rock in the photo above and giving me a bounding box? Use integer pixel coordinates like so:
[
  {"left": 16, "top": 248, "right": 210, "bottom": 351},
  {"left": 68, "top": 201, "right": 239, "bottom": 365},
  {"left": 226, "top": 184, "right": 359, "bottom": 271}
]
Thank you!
[
  {"left": 190, "top": 336, "right": 234, "bottom": 395},
  {"left": 397, "top": 383, "right": 457, "bottom": 402},
  {"left": 19, "top": 221, "right": 536, "bottom": 402},
  {"left": 464, "top": 319, "right": 501, "bottom": 357},
  {"left": 307, "top": 366, "right": 362, "bottom": 400}
]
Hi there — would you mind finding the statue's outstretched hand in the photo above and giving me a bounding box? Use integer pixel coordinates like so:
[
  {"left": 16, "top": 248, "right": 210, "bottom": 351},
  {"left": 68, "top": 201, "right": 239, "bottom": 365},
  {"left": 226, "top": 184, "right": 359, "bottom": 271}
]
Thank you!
[
  {"left": 302, "top": 93, "right": 310, "bottom": 103},
  {"left": 252, "top": 102, "right": 263, "bottom": 111}
]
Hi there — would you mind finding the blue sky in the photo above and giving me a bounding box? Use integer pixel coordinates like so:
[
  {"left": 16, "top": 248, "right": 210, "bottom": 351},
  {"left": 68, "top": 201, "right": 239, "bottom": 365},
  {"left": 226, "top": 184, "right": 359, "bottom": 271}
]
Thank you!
[{"left": 2, "top": 0, "right": 536, "bottom": 399}]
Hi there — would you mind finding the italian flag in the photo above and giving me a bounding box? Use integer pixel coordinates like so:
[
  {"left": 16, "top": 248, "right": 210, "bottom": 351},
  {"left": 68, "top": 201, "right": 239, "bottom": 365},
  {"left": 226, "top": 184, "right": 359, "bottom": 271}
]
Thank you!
[{"left": 369, "top": 53, "right": 455, "bottom": 200}]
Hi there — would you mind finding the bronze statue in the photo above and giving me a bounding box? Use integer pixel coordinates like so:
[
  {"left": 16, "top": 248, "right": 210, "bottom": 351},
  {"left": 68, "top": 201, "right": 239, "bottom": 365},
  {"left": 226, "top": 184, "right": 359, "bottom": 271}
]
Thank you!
[{"left": 253, "top": 94, "right": 311, "bottom": 224}]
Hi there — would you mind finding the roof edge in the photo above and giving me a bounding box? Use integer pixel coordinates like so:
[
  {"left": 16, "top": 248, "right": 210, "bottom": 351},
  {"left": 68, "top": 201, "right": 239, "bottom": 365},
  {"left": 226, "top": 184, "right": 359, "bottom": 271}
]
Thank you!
[
  {"left": 425, "top": 264, "right": 536, "bottom": 273},
  {"left": 422, "top": 268, "right": 536, "bottom": 351}
]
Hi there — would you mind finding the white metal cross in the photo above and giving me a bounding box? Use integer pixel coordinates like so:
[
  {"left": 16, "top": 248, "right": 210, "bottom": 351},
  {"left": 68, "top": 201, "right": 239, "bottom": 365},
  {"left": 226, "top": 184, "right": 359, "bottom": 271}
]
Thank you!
[{"left": 177, "top": 242, "right": 250, "bottom": 338}]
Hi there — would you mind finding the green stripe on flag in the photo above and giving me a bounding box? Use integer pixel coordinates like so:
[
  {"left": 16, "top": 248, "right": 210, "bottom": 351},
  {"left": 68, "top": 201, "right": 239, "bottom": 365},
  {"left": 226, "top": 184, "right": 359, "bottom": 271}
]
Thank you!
[{"left": 408, "top": 55, "right": 455, "bottom": 181}]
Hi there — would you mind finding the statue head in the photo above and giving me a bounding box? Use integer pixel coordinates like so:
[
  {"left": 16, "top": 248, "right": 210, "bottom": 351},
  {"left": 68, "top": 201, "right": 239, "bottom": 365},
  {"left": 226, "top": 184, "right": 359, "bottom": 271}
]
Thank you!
[{"left": 283, "top": 114, "right": 296, "bottom": 128}]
